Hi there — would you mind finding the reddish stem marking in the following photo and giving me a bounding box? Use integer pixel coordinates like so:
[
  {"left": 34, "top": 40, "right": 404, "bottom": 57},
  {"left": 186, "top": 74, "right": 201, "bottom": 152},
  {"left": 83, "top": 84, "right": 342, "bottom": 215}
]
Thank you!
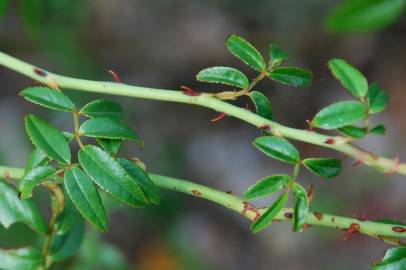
[
  {"left": 352, "top": 159, "right": 363, "bottom": 167},
  {"left": 392, "top": 227, "right": 406, "bottom": 233},
  {"left": 385, "top": 155, "right": 401, "bottom": 175},
  {"left": 108, "top": 69, "right": 121, "bottom": 83},
  {"left": 258, "top": 125, "right": 272, "bottom": 132},
  {"left": 210, "top": 112, "right": 227, "bottom": 122},
  {"left": 307, "top": 184, "right": 314, "bottom": 203},
  {"left": 325, "top": 138, "right": 335, "bottom": 145},
  {"left": 180, "top": 85, "right": 200, "bottom": 96},
  {"left": 314, "top": 212, "right": 323, "bottom": 221},
  {"left": 242, "top": 202, "right": 261, "bottom": 221},
  {"left": 353, "top": 213, "right": 367, "bottom": 222},
  {"left": 343, "top": 223, "right": 360, "bottom": 240},
  {"left": 33, "top": 67, "right": 47, "bottom": 77},
  {"left": 191, "top": 189, "right": 202, "bottom": 196}
]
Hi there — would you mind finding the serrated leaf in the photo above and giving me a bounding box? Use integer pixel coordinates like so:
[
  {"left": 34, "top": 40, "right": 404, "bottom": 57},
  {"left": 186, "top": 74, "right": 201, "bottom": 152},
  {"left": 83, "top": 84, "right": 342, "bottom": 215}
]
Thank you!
[
  {"left": 250, "top": 192, "right": 288, "bottom": 233},
  {"left": 196, "top": 66, "right": 249, "bottom": 89},
  {"left": 25, "top": 148, "right": 49, "bottom": 171},
  {"left": 79, "top": 99, "right": 124, "bottom": 120},
  {"left": 65, "top": 168, "right": 108, "bottom": 231},
  {"left": 0, "top": 180, "right": 47, "bottom": 234},
  {"left": 338, "top": 125, "right": 367, "bottom": 139},
  {"left": 292, "top": 183, "right": 309, "bottom": 231},
  {"left": 367, "top": 83, "right": 388, "bottom": 114},
  {"left": 269, "top": 67, "right": 313, "bottom": 87},
  {"left": 19, "top": 165, "right": 55, "bottom": 199},
  {"left": 312, "top": 101, "right": 367, "bottom": 129},
  {"left": 78, "top": 145, "right": 147, "bottom": 208},
  {"left": 79, "top": 117, "right": 141, "bottom": 143},
  {"left": 97, "top": 138, "right": 122, "bottom": 155},
  {"left": 244, "top": 174, "right": 291, "bottom": 200},
  {"left": 117, "top": 158, "right": 160, "bottom": 205},
  {"left": 0, "top": 247, "right": 43, "bottom": 270},
  {"left": 269, "top": 43, "right": 289, "bottom": 67},
  {"left": 253, "top": 136, "right": 300, "bottom": 164},
  {"left": 50, "top": 217, "right": 85, "bottom": 261},
  {"left": 249, "top": 91, "right": 273, "bottom": 120},
  {"left": 370, "top": 124, "right": 386, "bottom": 135},
  {"left": 328, "top": 59, "right": 368, "bottom": 97},
  {"left": 226, "top": 34, "right": 266, "bottom": 71},
  {"left": 326, "top": 0, "right": 405, "bottom": 33},
  {"left": 373, "top": 247, "right": 406, "bottom": 270},
  {"left": 302, "top": 158, "right": 341, "bottom": 178},
  {"left": 25, "top": 114, "right": 71, "bottom": 164},
  {"left": 20, "top": 87, "right": 75, "bottom": 112}
]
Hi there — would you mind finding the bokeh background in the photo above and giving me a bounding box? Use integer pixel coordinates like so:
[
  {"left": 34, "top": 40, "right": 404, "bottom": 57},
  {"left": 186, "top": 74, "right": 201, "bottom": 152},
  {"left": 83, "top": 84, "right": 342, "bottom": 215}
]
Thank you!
[{"left": 0, "top": 0, "right": 406, "bottom": 269}]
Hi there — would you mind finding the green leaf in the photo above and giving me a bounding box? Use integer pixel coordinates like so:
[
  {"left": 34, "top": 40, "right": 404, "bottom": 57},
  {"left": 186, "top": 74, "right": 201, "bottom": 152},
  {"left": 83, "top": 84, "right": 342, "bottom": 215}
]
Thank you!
[
  {"left": 196, "top": 66, "right": 249, "bottom": 89},
  {"left": 244, "top": 174, "right": 291, "bottom": 200},
  {"left": 0, "top": 180, "right": 47, "bottom": 234},
  {"left": 326, "top": 0, "right": 405, "bottom": 33},
  {"left": 328, "top": 59, "right": 368, "bottom": 97},
  {"left": 62, "top": 131, "right": 75, "bottom": 143},
  {"left": 367, "top": 83, "right": 388, "bottom": 113},
  {"left": 250, "top": 192, "right": 288, "bottom": 233},
  {"left": 0, "top": 247, "right": 43, "bottom": 270},
  {"left": 25, "top": 148, "right": 49, "bottom": 171},
  {"left": 96, "top": 138, "right": 122, "bottom": 155},
  {"left": 117, "top": 158, "right": 160, "bottom": 205},
  {"left": 20, "top": 87, "right": 75, "bottom": 112},
  {"left": 55, "top": 197, "right": 79, "bottom": 235},
  {"left": 18, "top": 165, "right": 55, "bottom": 199},
  {"left": 249, "top": 91, "right": 273, "bottom": 120},
  {"left": 370, "top": 124, "right": 386, "bottom": 135},
  {"left": 0, "top": 0, "right": 10, "bottom": 20},
  {"left": 65, "top": 168, "right": 108, "bottom": 231},
  {"left": 79, "top": 117, "right": 141, "bottom": 143},
  {"left": 24, "top": 114, "right": 71, "bottom": 164},
  {"left": 50, "top": 217, "right": 85, "bottom": 261},
  {"left": 269, "top": 43, "right": 289, "bottom": 67},
  {"left": 79, "top": 99, "right": 124, "bottom": 120},
  {"left": 78, "top": 145, "right": 147, "bottom": 208},
  {"left": 312, "top": 101, "right": 368, "bottom": 129},
  {"left": 269, "top": 67, "right": 313, "bottom": 87},
  {"left": 253, "top": 136, "right": 300, "bottom": 164},
  {"left": 373, "top": 247, "right": 406, "bottom": 270},
  {"left": 292, "top": 183, "right": 309, "bottom": 231},
  {"left": 302, "top": 158, "right": 342, "bottom": 178},
  {"left": 226, "top": 34, "right": 266, "bottom": 71},
  {"left": 338, "top": 125, "right": 367, "bottom": 139}
]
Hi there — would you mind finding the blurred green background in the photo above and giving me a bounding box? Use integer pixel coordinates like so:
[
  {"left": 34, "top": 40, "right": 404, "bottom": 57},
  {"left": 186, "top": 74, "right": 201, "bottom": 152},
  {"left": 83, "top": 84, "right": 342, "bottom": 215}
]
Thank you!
[{"left": 0, "top": 0, "right": 405, "bottom": 269}]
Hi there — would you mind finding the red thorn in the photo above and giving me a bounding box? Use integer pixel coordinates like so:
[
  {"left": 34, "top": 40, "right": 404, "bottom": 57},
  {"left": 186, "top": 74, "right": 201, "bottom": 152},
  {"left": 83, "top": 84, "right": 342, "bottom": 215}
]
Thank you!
[
  {"left": 33, "top": 67, "right": 47, "bottom": 77},
  {"left": 108, "top": 69, "right": 121, "bottom": 83},
  {"left": 343, "top": 223, "right": 360, "bottom": 240},
  {"left": 314, "top": 212, "right": 323, "bottom": 221},
  {"left": 180, "top": 85, "right": 200, "bottom": 96},
  {"left": 191, "top": 189, "right": 202, "bottom": 196},
  {"left": 352, "top": 159, "right": 363, "bottom": 167},
  {"left": 242, "top": 202, "right": 261, "bottom": 221},
  {"left": 325, "top": 138, "right": 335, "bottom": 145},
  {"left": 385, "top": 155, "right": 401, "bottom": 175},
  {"left": 353, "top": 213, "right": 367, "bottom": 222},
  {"left": 258, "top": 125, "right": 272, "bottom": 132},
  {"left": 307, "top": 185, "right": 314, "bottom": 204},
  {"left": 211, "top": 112, "right": 227, "bottom": 122},
  {"left": 392, "top": 227, "right": 406, "bottom": 233}
]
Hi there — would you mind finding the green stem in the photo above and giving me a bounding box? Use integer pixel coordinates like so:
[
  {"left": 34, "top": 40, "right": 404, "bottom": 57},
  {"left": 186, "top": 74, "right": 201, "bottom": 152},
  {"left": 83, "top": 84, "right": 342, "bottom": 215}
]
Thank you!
[
  {"left": 0, "top": 52, "right": 404, "bottom": 175},
  {"left": 1, "top": 165, "right": 405, "bottom": 242}
]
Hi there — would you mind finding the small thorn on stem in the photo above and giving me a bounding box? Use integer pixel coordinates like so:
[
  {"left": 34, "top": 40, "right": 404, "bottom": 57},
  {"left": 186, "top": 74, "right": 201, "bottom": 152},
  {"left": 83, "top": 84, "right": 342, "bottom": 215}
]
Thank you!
[
  {"left": 385, "top": 155, "right": 401, "bottom": 175},
  {"left": 33, "top": 67, "right": 47, "bottom": 77},
  {"left": 180, "top": 85, "right": 200, "bottom": 96},
  {"left": 108, "top": 69, "right": 121, "bottom": 83},
  {"left": 211, "top": 112, "right": 227, "bottom": 122},
  {"left": 352, "top": 159, "right": 363, "bottom": 167},
  {"left": 353, "top": 213, "right": 367, "bottom": 222},
  {"left": 343, "top": 223, "right": 360, "bottom": 240},
  {"left": 306, "top": 120, "right": 314, "bottom": 131},
  {"left": 258, "top": 125, "right": 272, "bottom": 132},
  {"left": 325, "top": 138, "right": 335, "bottom": 145}
]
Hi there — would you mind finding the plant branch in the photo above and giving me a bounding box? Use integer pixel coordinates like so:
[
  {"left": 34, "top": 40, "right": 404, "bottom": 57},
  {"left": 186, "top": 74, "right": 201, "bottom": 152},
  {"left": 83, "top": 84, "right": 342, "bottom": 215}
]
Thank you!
[
  {"left": 1, "top": 165, "right": 405, "bottom": 242},
  {"left": 0, "top": 52, "right": 403, "bottom": 176}
]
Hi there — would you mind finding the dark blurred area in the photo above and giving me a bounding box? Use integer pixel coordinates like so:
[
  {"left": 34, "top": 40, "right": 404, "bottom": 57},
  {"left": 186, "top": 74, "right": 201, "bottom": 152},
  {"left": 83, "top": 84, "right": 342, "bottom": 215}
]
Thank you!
[{"left": 0, "top": 0, "right": 406, "bottom": 269}]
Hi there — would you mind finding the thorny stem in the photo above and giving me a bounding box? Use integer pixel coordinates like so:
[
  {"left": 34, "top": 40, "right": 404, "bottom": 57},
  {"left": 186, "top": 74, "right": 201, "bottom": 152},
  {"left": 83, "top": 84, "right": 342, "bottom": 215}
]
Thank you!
[
  {"left": 1, "top": 165, "right": 405, "bottom": 244},
  {"left": 0, "top": 52, "right": 403, "bottom": 175},
  {"left": 40, "top": 182, "right": 65, "bottom": 269}
]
